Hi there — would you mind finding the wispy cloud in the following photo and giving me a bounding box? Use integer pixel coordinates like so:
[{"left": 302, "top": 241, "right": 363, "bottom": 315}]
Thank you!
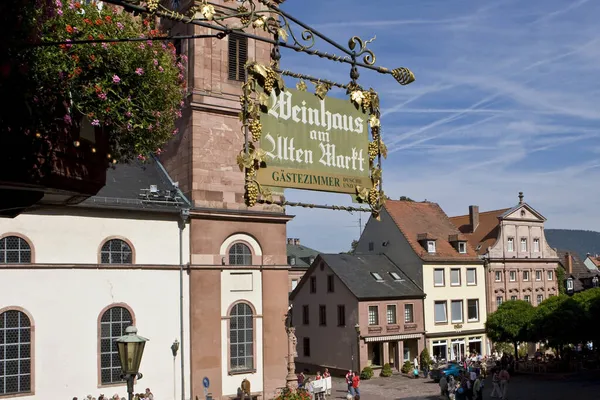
[{"left": 277, "top": 0, "right": 600, "bottom": 253}]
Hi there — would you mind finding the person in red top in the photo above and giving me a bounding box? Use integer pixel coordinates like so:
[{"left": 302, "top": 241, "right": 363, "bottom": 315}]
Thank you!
[
  {"left": 316, "top": 371, "right": 322, "bottom": 380},
  {"left": 352, "top": 371, "right": 361, "bottom": 398},
  {"left": 345, "top": 370, "right": 353, "bottom": 394},
  {"left": 323, "top": 368, "right": 331, "bottom": 396}
]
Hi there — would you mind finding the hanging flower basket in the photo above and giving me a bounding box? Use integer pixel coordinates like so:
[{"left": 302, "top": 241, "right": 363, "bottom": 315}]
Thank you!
[{"left": 0, "top": 0, "right": 185, "bottom": 214}]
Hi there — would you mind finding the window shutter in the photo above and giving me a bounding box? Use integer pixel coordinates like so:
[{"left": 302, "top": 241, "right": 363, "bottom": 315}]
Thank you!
[{"left": 228, "top": 33, "right": 248, "bottom": 81}]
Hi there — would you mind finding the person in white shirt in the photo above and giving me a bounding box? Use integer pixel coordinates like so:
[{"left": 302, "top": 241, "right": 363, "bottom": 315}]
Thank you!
[{"left": 413, "top": 356, "right": 419, "bottom": 376}]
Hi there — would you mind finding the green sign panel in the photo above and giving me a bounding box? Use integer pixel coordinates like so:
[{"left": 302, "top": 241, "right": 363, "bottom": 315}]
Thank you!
[{"left": 256, "top": 88, "right": 372, "bottom": 194}]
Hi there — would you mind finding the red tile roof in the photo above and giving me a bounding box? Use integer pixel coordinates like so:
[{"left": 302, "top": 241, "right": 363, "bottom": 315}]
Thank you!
[
  {"left": 449, "top": 208, "right": 510, "bottom": 255},
  {"left": 588, "top": 256, "right": 600, "bottom": 267},
  {"left": 384, "top": 201, "right": 481, "bottom": 262}
]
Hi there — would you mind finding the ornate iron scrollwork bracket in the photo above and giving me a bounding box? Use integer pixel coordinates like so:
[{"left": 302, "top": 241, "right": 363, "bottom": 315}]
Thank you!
[{"left": 99, "top": 0, "right": 415, "bottom": 86}]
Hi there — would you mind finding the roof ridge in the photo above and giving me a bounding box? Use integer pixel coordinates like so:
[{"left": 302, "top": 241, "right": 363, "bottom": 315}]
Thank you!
[{"left": 450, "top": 208, "right": 512, "bottom": 219}]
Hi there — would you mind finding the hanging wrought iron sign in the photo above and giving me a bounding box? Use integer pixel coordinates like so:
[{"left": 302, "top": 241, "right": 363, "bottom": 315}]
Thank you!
[{"left": 87, "top": 0, "right": 416, "bottom": 218}]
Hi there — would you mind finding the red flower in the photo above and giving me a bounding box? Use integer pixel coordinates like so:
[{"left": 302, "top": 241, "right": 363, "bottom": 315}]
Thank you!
[
  {"left": 83, "top": 18, "right": 92, "bottom": 25},
  {"left": 95, "top": 19, "right": 103, "bottom": 26},
  {"left": 105, "top": 15, "right": 112, "bottom": 23},
  {"left": 74, "top": 2, "right": 81, "bottom": 9},
  {"left": 71, "top": 54, "right": 79, "bottom": 62},
  {"left": 90, "top": 54, "right": 96, "bottom": 61},
  {"left": 143, "top": 19, "right": 150, "bottom": 27},
  {"left": 66, "top": 25, "right": 74, "bottom": 34},
  {"left": 74, "top": 67, "right": 82, "bottom": 75},
  {"left": 88, "top": 35, "right": 94, "bottom": 40}
]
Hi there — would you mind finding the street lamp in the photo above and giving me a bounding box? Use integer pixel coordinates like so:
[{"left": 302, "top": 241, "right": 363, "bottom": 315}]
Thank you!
[
  {"left": 354, "top": 323, "right": 361, "bottom": 373},
  {"left": 115, "top": 326, "right": 149, "bottom": 400}
]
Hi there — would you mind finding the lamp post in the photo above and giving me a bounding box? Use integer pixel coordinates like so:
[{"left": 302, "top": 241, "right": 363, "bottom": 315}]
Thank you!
[
  {"left": 115, "top": 326, "right": 149, "bottom": 400},
  {"left": 354, "top": 323, "right": 361, "bottom": 374}
]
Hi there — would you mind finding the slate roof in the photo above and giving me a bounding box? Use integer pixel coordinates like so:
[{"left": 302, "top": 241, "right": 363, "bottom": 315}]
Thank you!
[
  {"left": 287, "top": 242, "right": 321, "bottom": 268},
  {"left": 79, "top": 158, "right": 189, "bottom": 212},
  {"left": 384, "top": 201, "right": 480, "bottom": 262},
  {"left": 319, "top": 253, "right": 424, "bottom": 300},
  {"left": 450, "top": 208, "right": 509, "bottom": 256},
  {"left": 557, "top": 249, "right": 600, "bottom": 292}
]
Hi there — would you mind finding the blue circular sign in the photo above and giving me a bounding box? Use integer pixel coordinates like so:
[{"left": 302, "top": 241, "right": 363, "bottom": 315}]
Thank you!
[{"left": 203, "top": 377, "right": 210, "bottom": 389}]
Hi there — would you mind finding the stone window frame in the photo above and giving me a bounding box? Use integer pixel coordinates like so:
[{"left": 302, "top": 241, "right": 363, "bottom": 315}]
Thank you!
[
  {"left": 494, "top": 271, "right": 502, "bottom": 282},
  {"left": 450, "top": 268, "right": 461, "bottom": 286},
  {"left": 386, "top": 304, "right": 397, "bottom": 325},
  {"left": 226, "top": 301, "right": 257, "bottom": 376},
  {"left": 0, "top": 306, "right": 35, "bottom": 398},
  {"left": 404, "top": 303, "right": 414, "bottom": 323},
  {"left": 227, "top": 242, "right": 253, "bottom": 266},
  {"left": 97, "top": 303, "right": 136, "bottom": 388},
  {"left": 507, "top": 237, "right": 514, "bottom": 252},
  {"left": 367, "top": 305, "right": 379, "bottom": 326},
  {"left": 433, "top": 268, "right": 445, "bottom": 287},
  {"left": 0, "top": 233, "right": 35, "bottom": 264},
  {"left": 450, "top": 299, "right": 464, "bottom": 324},
  {"left": 220, "top": 233, "right": 262, "bottom": 267},
  {"left": 97, "top": 236, "right": 135, "bottom": 264},
  {"left": 466, "top": 268, "right": 477, "bottom": 286}
]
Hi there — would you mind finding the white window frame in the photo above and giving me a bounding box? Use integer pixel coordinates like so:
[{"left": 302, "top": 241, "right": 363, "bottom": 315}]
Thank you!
[
  {"left": 467, "top": 299, "right": 479, "bottom": 322},
  {"left": 567, "top": 279, "right": 574, "bottom": 291},
  {"left": 427, "top": 240, "right": 436, "bottom": 253},
  {"left": 434, "top": 301, "right": 447, "bottom": 323},
  {"left": 496, "top": 296, "right": 503, "bottom": 306},
  {"left": 386, "top": 304, "right": 397, "bottom": 325},
  {"left": 547, "top": 270, "right": 554, "bottom": 281},
  {"left": 509, "top": 271, "right": 516, "bottom": 281},
  {"left": 507, "top": 237, "right": 514, "bottom": 252},
  {"left": 533, "top": 238, "right": 540, "bottom": 252},
  {"left": 434, "top": 269, "right": 445, "bottom": 287},
  {"left": 495, "top": 271, "right": 502, "bottom": 282},
  {"left": 404, "top": 304, "right": 414, "bottom": 323},
  {"left": 450, "top": 268, "right": 461, "bottom": 286},
  {"left": 535, "top": 270, "right": 542, "bottom": 281},
  {"left": 537, "top": 294, "right": 543, "bottom": 304},
  {"left": 524, "top": 295, "right": 531, "bottom": 303},
  {"left": 450, "top": 300, "right": 463, "bottom": 323},
  {"left": 520, "top": 238, "right": 528, "bottom": 252},
  {"left": 458, "top": 242, "right": 467, "bottom": 254},
  {"left": 368, "top": 306, "right": 379, "bottom": 326},
  {"left": 510, "top": 295, "right": 518, "bottom": 301},
  {"left": 466, "top": 268, "right": 477, "bottom": 285},
  {"left": 523, "top": 271, "right": 530, "bottom": 281}
]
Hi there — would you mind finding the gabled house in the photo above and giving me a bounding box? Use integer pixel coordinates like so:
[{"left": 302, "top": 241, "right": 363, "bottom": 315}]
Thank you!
[
  {"left": 286, "top": 238, "right": 321, "bottom": 293},
  {"left": 558, "top": 250, "right": 600, "bottom": 293},
  {"left": 449, "top": 192, "right": 562, "bottom": 314},
  {"left": 583, "top": 254, "right": 600, "bottom": 272},
  {"left": 290, "top": 254, "right": 425, "bottom": 374},
  {"left": 356, "top": 200, "right": 488, "bottom": 362}
]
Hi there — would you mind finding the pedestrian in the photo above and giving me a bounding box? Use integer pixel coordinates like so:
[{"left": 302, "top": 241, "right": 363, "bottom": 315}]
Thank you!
[
  {"left": 352, "top": 371, "right": 361, "bottom": 400},
  {"left": 499, "top": 367, "right": 510, "bottom": 399},
  {"left": 473, "top": 375, "right": 483, "bottom": 400},
  {"left": 439, "top": 375, "right": 448, "bottom": 398},
  {"left": 298, "top": 371, "right": 306, "bottom": 389},
  {"left": 345, "top": 370, "right": 353, "bottom": 395},
  {"left": 414, "top": 355, "right": 420, "bottom": 374},
  {"left": 323, "top": 368, "right": 331, "bottom": 396},
  {"left": 490, "top": 369, "right": 501, "bottom": 398}
]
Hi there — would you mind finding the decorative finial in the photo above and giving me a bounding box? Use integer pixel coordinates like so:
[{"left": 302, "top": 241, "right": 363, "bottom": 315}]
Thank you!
[{"left": 518, "top": 192, "right": 524, "bottom": 204}]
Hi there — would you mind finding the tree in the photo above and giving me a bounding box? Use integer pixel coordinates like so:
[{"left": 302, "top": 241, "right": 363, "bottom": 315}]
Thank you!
[
  {"left": 347, "top": 240, "right": 358, "bottom": 254},
  {"left": 486, "top": 300, "right": 534, "bottom": 359},
  {"left": 556, "top": 267, "right": 566, "bottom": 295},
  {"left": 399, "top": 196, "right": 415, "bottom": 201}
]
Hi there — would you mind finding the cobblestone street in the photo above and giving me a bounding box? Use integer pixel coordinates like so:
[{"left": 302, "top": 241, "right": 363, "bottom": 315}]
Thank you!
[{"left": 328, "top": 372, "right": 600, "bottom": 400}]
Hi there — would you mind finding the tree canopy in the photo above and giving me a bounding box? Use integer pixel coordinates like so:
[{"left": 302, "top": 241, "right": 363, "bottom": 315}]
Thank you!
[{"left": 486, "top": 300, "right": 534, "bottom": 345}]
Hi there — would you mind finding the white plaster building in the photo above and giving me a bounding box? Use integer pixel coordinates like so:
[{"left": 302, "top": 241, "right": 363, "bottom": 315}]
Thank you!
[{"left": 0, "top": 160, "right": 192, "bottom": 400}]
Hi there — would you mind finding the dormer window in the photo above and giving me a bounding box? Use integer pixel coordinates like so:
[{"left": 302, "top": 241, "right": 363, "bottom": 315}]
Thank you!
[
  {"left": 389, "top": 271, "right": 402, "bottom": 281},
  {"left": 288, "top": 256, "right": 296, "bottom": 266},
  {"left": 427, "top": 241, "right": 436, "bottom": 253},
  {"left": 448, "top": 234, "right": 467, "bottom": 254},
  {"left": 458, "top": 242, "right": 467, "bottom": 254},
  {"left": 370, "top": 272, "right": 383, "bottom": 281}
]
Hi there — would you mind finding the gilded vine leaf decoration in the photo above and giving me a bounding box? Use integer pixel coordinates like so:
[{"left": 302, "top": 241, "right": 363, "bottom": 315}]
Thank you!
[
  {"left": 350, "top": 90, "right": 365, "bottom": 106},
  {"left": 314, "top": 82, "right": 331, "bottom": 100},
  {"left": 296, "top": 80, "right": 307, "bottom": 91}
]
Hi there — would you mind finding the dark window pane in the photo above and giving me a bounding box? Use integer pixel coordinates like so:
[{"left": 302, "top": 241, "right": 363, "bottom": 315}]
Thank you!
[
  {"left": 5, "top": 345, "right": 18, "bottom": 359},
  {"left": 19, "top": 360, "right": 30, "bottom": 374},
  {"left": 101, "top": 368, "right": 111, "bottom": 383},
  {"left": 0, "top": 237, "right": 31, "bottom": 264},
  {"left": 19, "top": 374, "right": 30, "bottom": 392},
  {"left": 6, "top": 360, "right": 18, "bottom": 375},
  {"left": 5, "top": 375, "right": 18, "bottom": 394},
  {"left": 228, "top": 243, "right": 252, "bottom": 265},
  {"left": 101, "top": 239, "right": 133, "bottom": 264},
  {"left": 99, "top": 306, "right": 133, "bottom": 384}
]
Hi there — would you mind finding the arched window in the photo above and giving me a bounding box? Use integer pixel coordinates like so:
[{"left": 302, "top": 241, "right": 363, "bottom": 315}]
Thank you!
[
  {"left": 229, "top": 302, "right": 254, "bottom": 372},
  {"left": 0, "top": 236, "right": 31, "bottom": 264},
  {"left": 0, "top": 309, "right": 32, "bottom": 395},
  {"left": 99, "top": 306, "right": 133, "bottom": 384},
  {"left": 100, "top": 239, "right": 133, "bottom": 264},
  {"left": 229, "top": 242, "right": 252, "bottom": 265}
]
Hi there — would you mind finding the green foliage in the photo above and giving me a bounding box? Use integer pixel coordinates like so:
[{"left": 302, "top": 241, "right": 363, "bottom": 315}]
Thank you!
[
  {"left": 545, "top": 229, "right": 600, "bottom": 260},
  {"left": 380, "top": 363, "right": 393, "bottom": 377},
  {"left": 401, "top": 360, "right": 412, "bottom": 374},
  {"left": 348, "top": 240, "right": 358, "bottom": 254},
  {"left": 274, "top": 388, "right": 311, "bottom": 400},
  {"left": 399, "top": 196, "right": 415, "bottom": 201},
  {"left": 420, "top": 348, "right": 432, "bottom": 369},
  {"left": 493, "top": 342, "right": 513, "bottom": 356},
  {"left": 556, "top": 267, "right": 566, "bottom": 295},
  {"left": 7, "top": 0, "right": 185, "bottom": 162},
  {"left": 486, "top": 300, "right": 535, "bottom": 346},
  {"left": 360, "top": 365, "right": 374, "bottom": 380}
]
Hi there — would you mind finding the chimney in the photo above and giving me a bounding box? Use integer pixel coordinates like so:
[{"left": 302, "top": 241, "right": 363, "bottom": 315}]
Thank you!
[
  {"left": 287, "top": 238, "right": 294, "bottom": 245},
  {"left": 518, "top": 191, "right": 524, "bottom": 204},
  {"left": 565, "top": 252, "right": 573, "bottom": 274},
  {"left": 294, "top": 238, "right": 300, "bottom": 245},
  {"left": 469, "top": 205, "right": 479, "bottom": 232}
]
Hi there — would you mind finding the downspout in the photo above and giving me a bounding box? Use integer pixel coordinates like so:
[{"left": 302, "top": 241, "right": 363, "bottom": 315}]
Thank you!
[{"left": 179, "top": 209, "right": 190, "bottom": 400}]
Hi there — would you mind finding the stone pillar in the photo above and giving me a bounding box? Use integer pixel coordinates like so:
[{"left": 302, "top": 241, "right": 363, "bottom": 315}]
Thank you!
[
  {"left": 383, "top": 342, "right": 390, "bottom": 365},
  {"left": 285, "top": 327, "right": 298, "bottom": 390},
  {"left": 399, "top": 340, "right": 405, "bottom": 364}
]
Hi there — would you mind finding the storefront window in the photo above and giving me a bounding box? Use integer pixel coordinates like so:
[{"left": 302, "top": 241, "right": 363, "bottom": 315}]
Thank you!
[{"left": 432, "top": 340, "right": 447, "bottom": 362}]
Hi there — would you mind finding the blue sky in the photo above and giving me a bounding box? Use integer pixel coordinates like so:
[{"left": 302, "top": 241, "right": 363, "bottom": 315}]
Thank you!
[{"left": 276, "top": 0, "right": 600, "bottom": 253}]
